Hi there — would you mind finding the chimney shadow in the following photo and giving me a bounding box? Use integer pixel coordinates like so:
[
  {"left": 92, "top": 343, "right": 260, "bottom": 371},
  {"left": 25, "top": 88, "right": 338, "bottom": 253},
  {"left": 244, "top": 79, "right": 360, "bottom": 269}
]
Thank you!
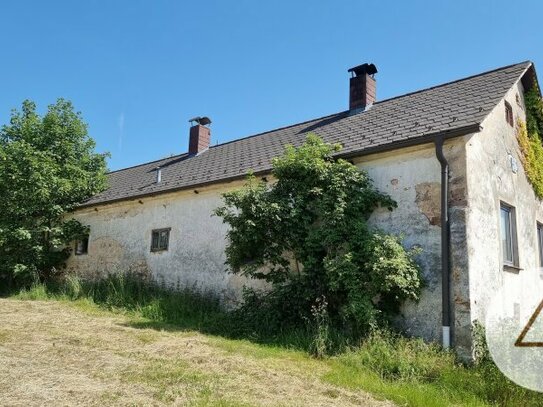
[
  {"left": 296, "top": 111, "right": 350, "bottom": 134},
  {"left": 152, "top": 154, "right": 190, "bottom": 170}
]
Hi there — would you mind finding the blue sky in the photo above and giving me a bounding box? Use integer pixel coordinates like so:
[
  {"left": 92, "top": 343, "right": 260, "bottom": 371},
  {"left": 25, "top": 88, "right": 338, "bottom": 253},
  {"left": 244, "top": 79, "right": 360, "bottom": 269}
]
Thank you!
[{"left": 1, "top": 1, "right": 541, "bottom": 171}]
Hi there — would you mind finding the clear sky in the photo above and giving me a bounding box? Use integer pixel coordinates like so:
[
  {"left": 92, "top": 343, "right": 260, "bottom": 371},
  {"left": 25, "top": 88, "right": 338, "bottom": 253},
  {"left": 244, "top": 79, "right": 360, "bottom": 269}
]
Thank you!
[{"left": 1, "top": 1, "right": 541, "bottom": 171}]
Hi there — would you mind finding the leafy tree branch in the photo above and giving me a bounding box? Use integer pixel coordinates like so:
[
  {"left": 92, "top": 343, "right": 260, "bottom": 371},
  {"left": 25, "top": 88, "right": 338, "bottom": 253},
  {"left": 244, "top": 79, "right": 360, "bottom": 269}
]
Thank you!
[{"left": 0, "top": 99, "right": 108, "bottom": 287}]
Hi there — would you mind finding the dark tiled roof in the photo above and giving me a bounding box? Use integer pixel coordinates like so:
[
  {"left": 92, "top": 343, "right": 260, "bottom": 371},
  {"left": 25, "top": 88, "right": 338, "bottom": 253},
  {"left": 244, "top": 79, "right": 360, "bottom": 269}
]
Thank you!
[{"left": 83, "top": 61, "right": 533, "bottom": 207}]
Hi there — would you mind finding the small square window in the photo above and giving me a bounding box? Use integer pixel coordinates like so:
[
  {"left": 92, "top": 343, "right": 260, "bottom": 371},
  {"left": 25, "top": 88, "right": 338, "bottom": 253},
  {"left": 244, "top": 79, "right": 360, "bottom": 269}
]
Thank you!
[
  {"left": 537, "top": 223, "right": 543, "bottom": 268},
  {"left": 505, "top": 101, "right": 514, "bottom": 127},
  {"left": 75, "top": 236, "right": 89, "bottom": 255},
  {"left": 500, "top": 202, "right": 519, "bottom": 269},
  {"left": 151, "top": 228, "right": 170, "bottom": 252}
]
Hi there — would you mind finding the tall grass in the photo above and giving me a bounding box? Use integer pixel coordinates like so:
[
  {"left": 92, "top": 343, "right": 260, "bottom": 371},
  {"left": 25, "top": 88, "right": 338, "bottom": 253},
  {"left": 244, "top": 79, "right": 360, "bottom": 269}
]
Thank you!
[
  {"left": 17, "top": 273, "right": 229, "bottom": 331},
  {"left": 14, "top": 273, "right": 317, "bottom": 349},
  {"left": 325, "top": 330, "right": 543, "bottom": 406},
  {"left": 11, "top": 274, "right": 543, "bottom": 406}
]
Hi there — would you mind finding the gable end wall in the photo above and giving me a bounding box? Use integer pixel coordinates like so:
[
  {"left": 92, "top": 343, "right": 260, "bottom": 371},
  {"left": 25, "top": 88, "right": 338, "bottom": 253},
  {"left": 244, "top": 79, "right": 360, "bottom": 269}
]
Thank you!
[{"left": 465, "top": 80, "right": 543, "bottom": 353}]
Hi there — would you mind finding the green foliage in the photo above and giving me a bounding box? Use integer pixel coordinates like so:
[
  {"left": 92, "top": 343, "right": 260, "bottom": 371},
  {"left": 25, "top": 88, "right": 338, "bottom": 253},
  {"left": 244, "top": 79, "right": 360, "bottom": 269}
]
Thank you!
[
  {"left": 518, "top": 88, "right": 543, "bottom": 199},
  {"left": 215, "top": 135, "right": 423, "bottom": 336},
  {"left": 526, "top": 87, "right": 543, "bottom": 138},
  {"left": 0, "top": 99, "right": 108, "bottom": 287},
  {"left": 337, "top": 329, "right": 455, "bottom": 382},
  {"left": 471, "top": 320, "right": 491, "bottom": 365},
  {"left": 308, "top": 295, "right": 332, "bottom": 358},
  {"left": 327, "top": 329, "right": 542, "bottom": 407}
]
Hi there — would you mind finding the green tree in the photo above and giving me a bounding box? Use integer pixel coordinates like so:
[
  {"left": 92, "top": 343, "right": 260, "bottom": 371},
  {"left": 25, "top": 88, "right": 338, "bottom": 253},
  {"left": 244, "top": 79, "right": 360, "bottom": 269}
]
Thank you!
[
  {"left": 0, "top": 99, "right": 108, "bottom": 288},
  {"left": 215, "top": 135, "right": 422, "bottom": 337}
]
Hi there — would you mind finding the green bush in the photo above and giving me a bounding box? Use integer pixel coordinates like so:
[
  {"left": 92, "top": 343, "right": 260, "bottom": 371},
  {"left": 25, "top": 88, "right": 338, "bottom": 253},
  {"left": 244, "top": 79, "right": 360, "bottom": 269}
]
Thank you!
[{"left": 215, "top": 135, "right": 423, "bottom": 339}]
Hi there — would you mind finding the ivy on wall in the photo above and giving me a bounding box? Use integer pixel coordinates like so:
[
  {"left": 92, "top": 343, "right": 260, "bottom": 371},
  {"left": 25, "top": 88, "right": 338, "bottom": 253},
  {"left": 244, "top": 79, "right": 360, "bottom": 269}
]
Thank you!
[{"left": 517, "top": 88, "right": 543, "bottom": 199}]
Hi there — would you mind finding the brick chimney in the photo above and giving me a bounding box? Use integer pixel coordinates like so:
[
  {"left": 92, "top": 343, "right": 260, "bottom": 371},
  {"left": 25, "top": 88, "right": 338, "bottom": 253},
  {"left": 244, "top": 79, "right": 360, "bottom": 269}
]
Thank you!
[
  {"left": 188, "top": 116, "right": 211, "bottom": 155},
  {"left": 348, "top": 63, "right": 377, "bottom": 111}
]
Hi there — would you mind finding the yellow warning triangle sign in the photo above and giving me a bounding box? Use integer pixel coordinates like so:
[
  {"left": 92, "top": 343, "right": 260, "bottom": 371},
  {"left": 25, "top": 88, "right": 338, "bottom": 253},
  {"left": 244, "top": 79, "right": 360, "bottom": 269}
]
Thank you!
[{"left": 515, "top": 299, "right": 543, "bottom": 347}]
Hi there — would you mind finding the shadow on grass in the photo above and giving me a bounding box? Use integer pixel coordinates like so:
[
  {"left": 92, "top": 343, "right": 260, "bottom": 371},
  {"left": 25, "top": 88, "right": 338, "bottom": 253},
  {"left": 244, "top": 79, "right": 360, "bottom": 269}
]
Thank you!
[
  {"left": 121, "top": 317, "right": 317, "bottom": 352},
  {"left": 121, "top": 320, "right": 194, "bottom": 332},
  {"left": 117, "top": 307, "right": 316, "bottom": 352},
  {"left": 10, "top": 274, "right": 317, "bottom": 352}
]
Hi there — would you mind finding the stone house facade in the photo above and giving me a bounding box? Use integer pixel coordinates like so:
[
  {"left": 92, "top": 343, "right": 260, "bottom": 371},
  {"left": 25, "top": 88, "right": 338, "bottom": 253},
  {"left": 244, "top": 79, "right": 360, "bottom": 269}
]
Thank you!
[{"left": 67, "top": 61, "right": 542, "bottom": 354}]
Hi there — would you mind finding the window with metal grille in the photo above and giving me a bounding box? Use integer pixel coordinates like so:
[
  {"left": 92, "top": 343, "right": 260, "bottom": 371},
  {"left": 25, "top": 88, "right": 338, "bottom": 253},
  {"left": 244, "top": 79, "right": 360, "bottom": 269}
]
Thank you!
[
  {"left": 151, "top": 228, "right": 170, "bottom": 252},
  {"left": 500, "top": 202, "right": 519, "bottom": 268},
  {"left": 75, "top": 236, "right": 89, "bottom": 255},
  {"left": 505, "top": 101, "right": 514, "bottom": 127}
]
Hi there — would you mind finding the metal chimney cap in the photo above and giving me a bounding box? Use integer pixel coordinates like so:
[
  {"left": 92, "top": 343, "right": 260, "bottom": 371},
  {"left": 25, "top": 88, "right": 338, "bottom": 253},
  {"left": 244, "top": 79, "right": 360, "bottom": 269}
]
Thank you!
[
  {"left": 188, "top": 116, "right": 212, "bottom": 126},
  {"left": 348, "top": 63, "right": 378, "bottom": 77}
]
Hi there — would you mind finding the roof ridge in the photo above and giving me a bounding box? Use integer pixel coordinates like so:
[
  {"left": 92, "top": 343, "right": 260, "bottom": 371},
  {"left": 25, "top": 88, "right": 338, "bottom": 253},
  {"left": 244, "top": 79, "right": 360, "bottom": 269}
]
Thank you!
[
  {"left": 373, "top": 60, "right": 532, "bottom": 106},
  {"left": 205, "top": 61, "right": 532, "bottom": 154},
  {"left": 107, "top": 60, "right": 532, "bottom": 175},
  {"left": 209, "top": 110, "right": 348, "bottom": 150}
]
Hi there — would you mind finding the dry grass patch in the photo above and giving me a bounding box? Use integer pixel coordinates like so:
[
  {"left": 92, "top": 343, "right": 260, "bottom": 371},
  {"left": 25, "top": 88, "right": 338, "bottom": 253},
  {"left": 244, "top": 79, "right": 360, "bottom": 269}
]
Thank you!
[
  {"left": 0, "top": 330, "right": 10, "bottom": 344},
  {"left": 0, "top": 299, "right": 391, "bottom": 406}
]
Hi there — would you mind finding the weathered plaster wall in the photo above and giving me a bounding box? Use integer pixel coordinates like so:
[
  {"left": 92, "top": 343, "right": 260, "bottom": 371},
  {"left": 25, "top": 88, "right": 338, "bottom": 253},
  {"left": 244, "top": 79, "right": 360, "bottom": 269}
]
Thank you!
[
  {"left": 66, "top": 180, "right": 268, "bottom": 306},
  {"left": 465, "top": 81, "right": 543, "bottom": 339},
  {"left": 354, "top": 137, "right": 468, "bottom": 342}
]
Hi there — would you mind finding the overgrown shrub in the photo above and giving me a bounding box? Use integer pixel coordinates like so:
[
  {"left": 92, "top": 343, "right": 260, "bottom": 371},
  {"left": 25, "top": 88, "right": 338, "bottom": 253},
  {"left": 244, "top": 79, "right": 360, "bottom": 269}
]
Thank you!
[{"left": 215, "top": 135, "right": 423, "bottom": 340}]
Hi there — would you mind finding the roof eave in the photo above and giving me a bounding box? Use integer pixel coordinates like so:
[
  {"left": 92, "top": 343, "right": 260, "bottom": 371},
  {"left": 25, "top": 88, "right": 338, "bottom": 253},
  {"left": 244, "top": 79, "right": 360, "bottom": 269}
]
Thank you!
[{"left": 339, "top": 123, "right": 482, "bottom": 160}]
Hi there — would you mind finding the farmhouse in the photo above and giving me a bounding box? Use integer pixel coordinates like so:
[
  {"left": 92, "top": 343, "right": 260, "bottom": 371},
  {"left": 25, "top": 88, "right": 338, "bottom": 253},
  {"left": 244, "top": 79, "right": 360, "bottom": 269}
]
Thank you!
[{"left": 67, "top": 61, "right": 541, "bottom": 356}]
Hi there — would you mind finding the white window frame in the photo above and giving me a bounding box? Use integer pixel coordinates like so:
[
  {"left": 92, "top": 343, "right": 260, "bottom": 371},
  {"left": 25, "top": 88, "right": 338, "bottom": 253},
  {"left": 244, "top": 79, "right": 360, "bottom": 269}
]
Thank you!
[{"left": 500, "top": 202, "right": 519, "bottom": 270}]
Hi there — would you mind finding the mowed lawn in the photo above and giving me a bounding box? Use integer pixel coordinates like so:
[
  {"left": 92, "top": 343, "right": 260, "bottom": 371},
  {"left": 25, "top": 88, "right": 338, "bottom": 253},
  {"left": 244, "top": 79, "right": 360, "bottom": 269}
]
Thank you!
[{"left": 0, "top": 299, "right": 391, "bottom": 407}]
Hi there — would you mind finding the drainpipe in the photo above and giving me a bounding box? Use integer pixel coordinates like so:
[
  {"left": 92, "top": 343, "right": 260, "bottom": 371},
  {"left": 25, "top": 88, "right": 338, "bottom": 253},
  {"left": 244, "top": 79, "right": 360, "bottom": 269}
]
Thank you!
[{"left": 435, "top": 137, "right": 451, "bottom": 349}]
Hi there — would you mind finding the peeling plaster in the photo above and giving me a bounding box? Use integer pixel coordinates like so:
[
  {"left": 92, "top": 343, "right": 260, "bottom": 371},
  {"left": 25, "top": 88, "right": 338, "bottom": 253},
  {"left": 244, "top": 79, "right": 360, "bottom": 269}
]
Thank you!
[{"left": 415, "top": 182, "right": 441, "bottom": 226}]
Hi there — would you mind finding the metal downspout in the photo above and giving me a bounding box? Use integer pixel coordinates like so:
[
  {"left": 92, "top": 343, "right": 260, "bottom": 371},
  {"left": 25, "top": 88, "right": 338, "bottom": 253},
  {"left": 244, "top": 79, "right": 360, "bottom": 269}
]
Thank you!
[{"left": 435, "top": 137, "right": 451, "bottom": 349}]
